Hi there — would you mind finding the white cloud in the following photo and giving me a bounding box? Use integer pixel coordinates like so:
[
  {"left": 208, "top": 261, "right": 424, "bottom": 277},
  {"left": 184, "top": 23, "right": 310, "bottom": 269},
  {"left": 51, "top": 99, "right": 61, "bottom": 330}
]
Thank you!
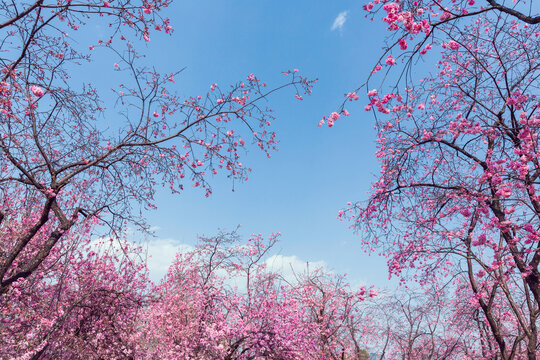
[
  {"left": 218, "top": 255, "right": 329, "bottom": 293},
  {"left": 143, "top": 238, "right": 194, "bottom": 282},
  {"left": 90, "top": 235, "right": 193, "bottom": 282},
  {"left": 264, "top": 254, "right": 328, "bottom": 283},
  {"left": 90, "top": 234, "right": 333, "bottom": 287},
  {"left": 331, "top": 11, "right": 349, "bottom": 32}
]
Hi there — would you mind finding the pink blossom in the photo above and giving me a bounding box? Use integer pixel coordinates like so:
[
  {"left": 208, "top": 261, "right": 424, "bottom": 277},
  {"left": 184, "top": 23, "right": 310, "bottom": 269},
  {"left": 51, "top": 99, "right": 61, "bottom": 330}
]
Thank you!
[
  {"left": 143, "top": 4, "right": 153, "bottom": 14},
  {"left": 398, "top": 38, "right": 408, "bottom": 50},
  {"left": 372, "top": 65, "right": 382, "bottom": 73},
  {"left": 477, "top": 269, "right": 485, "bottom": 277},
  {"left": 30, "top": 86, "right": 44, "bottom": 98},
  {"left": 385, "top": 55, "right": 396, "bottom": 65},
  {"left": 447, "top": 41, "right": 460, "bottom": 50},
  {"left": 367, "top": 89, "right": 378, "bottom": 97},
  {"left": 347, "top": 92, "right": 359, "bottom": 101},
  {"left": 440, "top": 11, "right": 452, "bottom": 21}
]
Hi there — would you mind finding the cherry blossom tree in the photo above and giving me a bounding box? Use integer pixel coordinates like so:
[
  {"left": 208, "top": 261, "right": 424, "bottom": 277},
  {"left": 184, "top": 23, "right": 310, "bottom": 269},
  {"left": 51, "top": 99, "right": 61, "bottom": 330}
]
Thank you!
[
  {"left": 0, "top": 2, "right": 316, "bottom": 359},
  {"left": 136, "top": 230, "right": 372, "bottom": 359},
  {"left": 359, "top": 0, "right": 539, "bottom": 93},
  {"left": 343, "top": 3, "right": 540, "bottom": 359},
  {"left": 286, "top": 266, "right": 377, "bottom": 359},
  {"left": 321, "top": 0, "right": 538, "bottom": 125},
  {"left": 136, "top": 231, "right": 312, "bottom": 359},
  {"left": 0, "top": 230, "right": 148, "bottom": 359},
  {"left": 363, "top": 285, "right": 482, "bottom": 360},
  {"left": 0, "top": 0, "right": 314, "bottom": 296}
]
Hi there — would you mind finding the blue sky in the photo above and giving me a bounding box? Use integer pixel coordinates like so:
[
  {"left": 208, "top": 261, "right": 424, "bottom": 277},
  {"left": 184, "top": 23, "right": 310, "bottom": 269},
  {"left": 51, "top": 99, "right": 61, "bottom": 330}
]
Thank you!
[{"left": 110, "top": 1, "right": 398, "bottom": 287}]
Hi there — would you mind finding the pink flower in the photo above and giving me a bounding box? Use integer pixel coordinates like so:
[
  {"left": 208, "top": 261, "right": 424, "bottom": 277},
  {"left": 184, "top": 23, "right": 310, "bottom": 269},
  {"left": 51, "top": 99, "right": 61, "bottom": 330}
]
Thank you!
[
  {"left": 398, "top": 38, "right": 408, "bottom": 50},
  {"left": 385, "top": 55, "right": 396, "bottom": 65},
  {"left": 472, "top": 234, "right": 487, "bottom": 246},
  {"left": 476, "top": 269, "right": 485, "bottom": 277},
  {"left": 440, "top": 11, "right": 452, "bottom": 21},
  {"left": 103, "top": 0, "right": 110, "bottom": 7},
  {"left": 142, "top": 3, "right": 154, "bottom": 14},
  {"left": 329, "top": 112, "right": 340, "bottom": 121},
  {"left": 367, "top": 89, "right": 378, "bottom": 97},
  {"left": 347, "top": 92, "right": 359, "bottom": 101},
  {"left": 447, "top": 40, "right": 460, "bottom": 50},
  {"left": 153, "top": 112, "right": 159, "bottom": 117},
  {"left": 31, "top": 86, "right": 44, "bottom": 98},
  {"left": 372, "top": 65, "right": 382, "bottom": 73}
]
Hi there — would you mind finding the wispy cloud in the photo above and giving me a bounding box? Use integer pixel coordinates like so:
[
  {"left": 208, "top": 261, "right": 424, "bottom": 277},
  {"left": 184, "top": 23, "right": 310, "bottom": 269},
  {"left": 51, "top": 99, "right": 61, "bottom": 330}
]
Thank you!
[
  {"left": 264, "top": 254, "right": 328, "bottom": 283},
  {"left": 143, "top": 238, "right": 194, "bottom": 282},
  {"left": 91, "top": 235, "right": 194, "bottom": 282},
  {"left": 331, "top": 11, "right": 349, "bottom": 32}
]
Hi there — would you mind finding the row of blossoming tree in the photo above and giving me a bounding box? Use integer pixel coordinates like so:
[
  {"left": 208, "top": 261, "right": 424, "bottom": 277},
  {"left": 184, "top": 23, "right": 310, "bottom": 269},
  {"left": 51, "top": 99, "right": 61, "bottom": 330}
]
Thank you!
[{"left": 1, "top": 0, "right": 539, "bottom": 359}]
